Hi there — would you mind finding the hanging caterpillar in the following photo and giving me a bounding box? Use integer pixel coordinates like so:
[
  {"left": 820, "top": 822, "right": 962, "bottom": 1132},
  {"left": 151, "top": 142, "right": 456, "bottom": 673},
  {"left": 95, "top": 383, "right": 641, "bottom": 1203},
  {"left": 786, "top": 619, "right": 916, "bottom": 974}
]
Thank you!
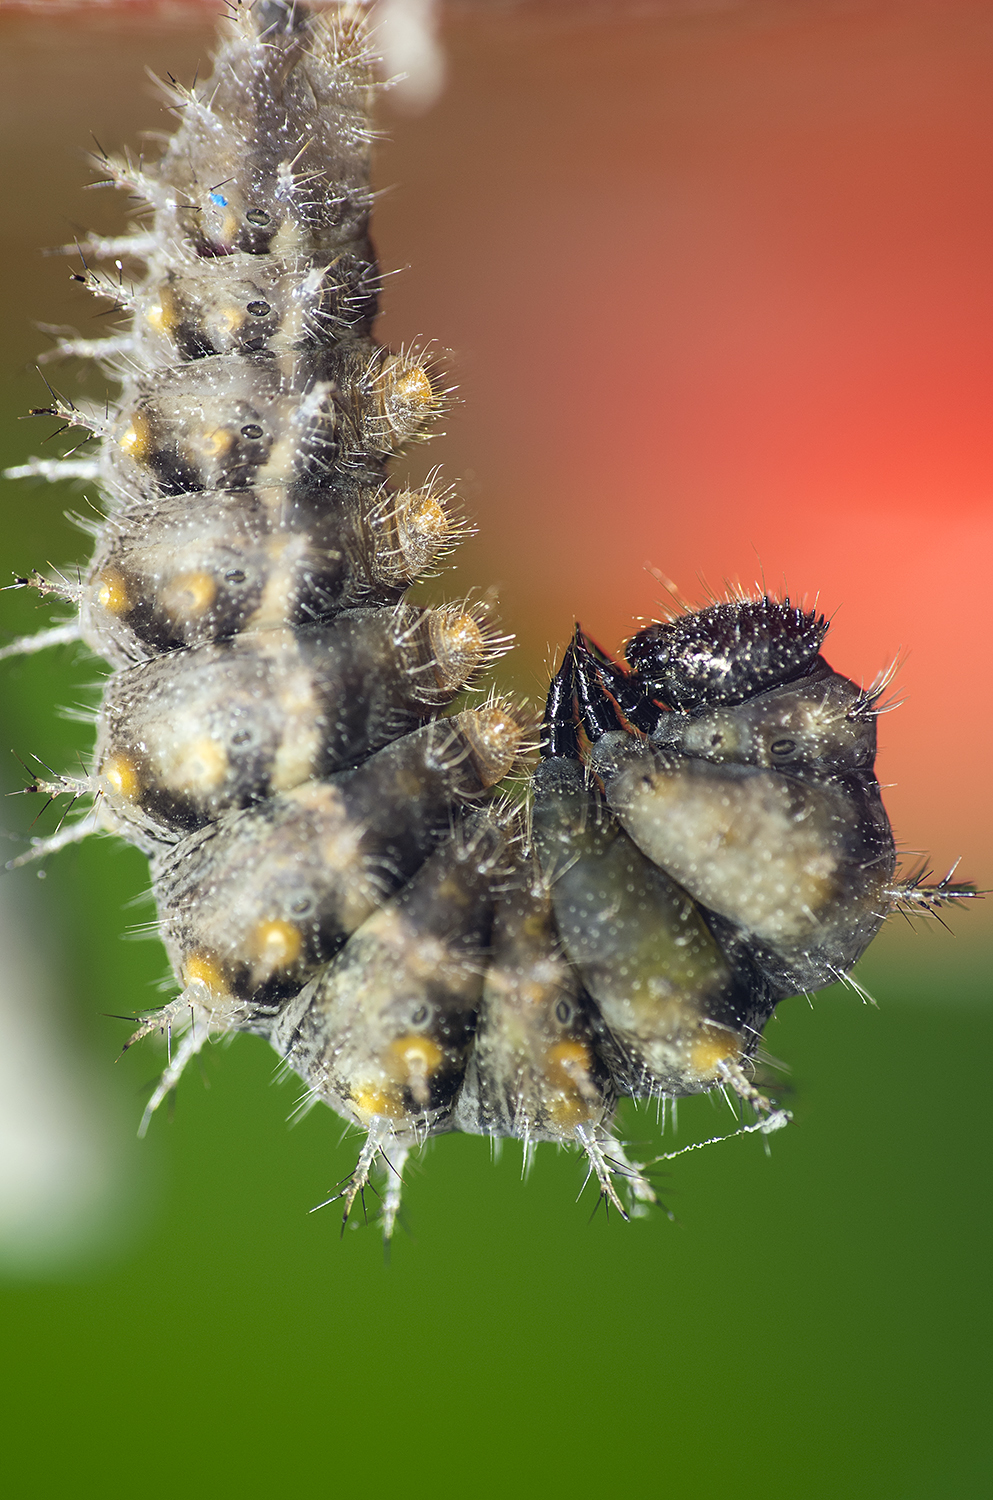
[{"left": 1, "top": 0, "right": 972, "bottom": 1239}]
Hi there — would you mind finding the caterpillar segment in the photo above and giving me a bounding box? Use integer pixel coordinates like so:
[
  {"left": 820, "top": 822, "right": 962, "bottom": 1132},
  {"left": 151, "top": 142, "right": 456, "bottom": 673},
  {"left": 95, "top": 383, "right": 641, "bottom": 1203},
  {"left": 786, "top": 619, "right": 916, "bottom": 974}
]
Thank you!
[
  {"left": 74, "top": 476, "right": 460, "bottom": 666},
  {"left": 2, "top": 0, "right": 976, "bottom": 1239},
  {"left": 454, "top": 867, "right": 657, "bottom": 1220},
  {"left": 273, "top": 810, "right": 512, "bottom": 1233},
  {"left": 92, "top": 602, "right": 505, "bottom": 841}
]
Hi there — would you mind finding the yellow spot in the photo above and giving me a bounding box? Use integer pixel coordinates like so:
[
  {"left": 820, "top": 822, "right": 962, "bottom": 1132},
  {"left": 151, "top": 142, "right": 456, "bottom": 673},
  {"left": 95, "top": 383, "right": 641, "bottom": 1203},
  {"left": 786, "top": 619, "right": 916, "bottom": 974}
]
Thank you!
[
  {"left": 118, "top": 411, "right": 151, "bottom": 460},
  {"left": 544, "top": 1043, "right": 597, "bottom": 1127},
  {"left": 351, "top": 1088, "right": 405, "bottom": 1123},
  {"left": 182, "top": 951, "right": 229, "bottom": 997},
  {"left": 222, "top": 211, "right": 239, "bottom": 244},
  {"left": 389, "top": 1034, "right": 443, "bottom": 1078},
  {"left": 161, "top": 571, "right": 216, "bottom": 620},
  {"left": 387, "top": 1034, "right": 443, "bottom": 1109},
  {"left": 145, "top": 303, "right": 165, "bottom": 332},
  {"left": 546, "top": 1041, "right": 590, "bottom": 1090},
  {"left": 689, "top": 1024, "right": 742, "bottom": 1078},
  {"left": 101, "top": 753, "right": 141, "bottom": 803},
  {"left": 249, "top": 920, "right": 302, "bottom": 972},
  {"left": 95, "top": 569, "right": 130, "bottom": 616}
]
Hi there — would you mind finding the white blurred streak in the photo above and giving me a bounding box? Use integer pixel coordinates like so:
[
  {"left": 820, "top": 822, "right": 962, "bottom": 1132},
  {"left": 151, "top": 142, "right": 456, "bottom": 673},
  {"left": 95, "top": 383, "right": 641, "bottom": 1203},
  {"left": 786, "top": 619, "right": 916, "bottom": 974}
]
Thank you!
[
  {"left": 372, "top": 0, "right": 446, "bottom": 112},
  {"left": 0, "top": 876, "right": 123, "bottom": 1275}
]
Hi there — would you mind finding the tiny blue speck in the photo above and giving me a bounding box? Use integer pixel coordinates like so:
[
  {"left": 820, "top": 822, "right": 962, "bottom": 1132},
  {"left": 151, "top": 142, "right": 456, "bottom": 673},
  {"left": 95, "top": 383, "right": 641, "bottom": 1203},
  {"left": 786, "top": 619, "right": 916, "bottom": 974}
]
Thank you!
[{"left": 209, "top": 192, "right": 228, "bottom": 206}]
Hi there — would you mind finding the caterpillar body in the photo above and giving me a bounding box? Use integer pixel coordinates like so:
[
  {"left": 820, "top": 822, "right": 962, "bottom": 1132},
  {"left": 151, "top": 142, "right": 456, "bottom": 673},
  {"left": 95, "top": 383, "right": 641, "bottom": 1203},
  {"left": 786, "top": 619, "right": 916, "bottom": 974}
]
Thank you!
[{"left": 2, "top": 0, "right": 971, "bottom": 1238}]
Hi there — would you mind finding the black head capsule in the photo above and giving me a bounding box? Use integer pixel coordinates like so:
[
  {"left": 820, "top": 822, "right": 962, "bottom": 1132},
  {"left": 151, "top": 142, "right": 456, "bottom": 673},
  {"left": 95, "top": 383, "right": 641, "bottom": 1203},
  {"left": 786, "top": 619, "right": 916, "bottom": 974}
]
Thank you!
[{"left": 625, "top": 595, "right": 829, "bottom": 710}]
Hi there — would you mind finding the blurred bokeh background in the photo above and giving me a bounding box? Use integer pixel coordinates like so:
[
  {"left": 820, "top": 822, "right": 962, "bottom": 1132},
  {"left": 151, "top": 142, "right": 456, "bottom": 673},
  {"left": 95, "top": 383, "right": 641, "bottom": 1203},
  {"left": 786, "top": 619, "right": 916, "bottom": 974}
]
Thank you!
[{"left": 0, "top": 1, "right": 989, "bottom": 1494}]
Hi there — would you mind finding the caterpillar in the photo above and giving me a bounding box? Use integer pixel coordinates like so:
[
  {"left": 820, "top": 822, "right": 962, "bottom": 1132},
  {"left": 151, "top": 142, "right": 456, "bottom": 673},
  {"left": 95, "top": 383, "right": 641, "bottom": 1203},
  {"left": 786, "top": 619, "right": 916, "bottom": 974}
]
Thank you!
[{"left": 1, "top": 0, "right": 972, "bottom": 1239}]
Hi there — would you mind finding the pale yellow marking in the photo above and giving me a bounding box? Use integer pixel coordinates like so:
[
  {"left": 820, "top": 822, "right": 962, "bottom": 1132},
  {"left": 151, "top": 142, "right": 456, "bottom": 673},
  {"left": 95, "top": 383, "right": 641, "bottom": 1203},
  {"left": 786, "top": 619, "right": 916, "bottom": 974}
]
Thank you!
[
  {"left": 249, "top": 919, "right": 302, "bottom": 972},
  {"left": 161, "top": 571, "right": 217, "bottom": 620},
  {"left": 217, "top": 305, "right": 244, "bottom": 335},
  {"left": 270, "top": 664, "right": 321, "bottom": 792},
  {"left": 270, "top": 219, "right": 309, "bottom": 257},
  {"left": 118, "top": 411, "right": 151, "bottom": 460},
  {"left": 163, "top": 736, "right": 228, "bottom": 794},
  {"left": 195, "top": 427, "right": 234, "bottom": 461},
  {"left": 95, "top": 569, "right": 130, "bottom": 616},
  {"left": 246, "top": 535, "right": 300, "bottom": 630}
]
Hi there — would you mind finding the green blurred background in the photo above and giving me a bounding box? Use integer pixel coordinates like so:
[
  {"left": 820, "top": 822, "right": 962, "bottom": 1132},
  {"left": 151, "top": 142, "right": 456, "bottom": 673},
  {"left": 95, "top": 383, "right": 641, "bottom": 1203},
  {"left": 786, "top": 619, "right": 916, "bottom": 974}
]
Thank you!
[{"left": 0, "top": 3, "right": 989, "bottom": 1496}]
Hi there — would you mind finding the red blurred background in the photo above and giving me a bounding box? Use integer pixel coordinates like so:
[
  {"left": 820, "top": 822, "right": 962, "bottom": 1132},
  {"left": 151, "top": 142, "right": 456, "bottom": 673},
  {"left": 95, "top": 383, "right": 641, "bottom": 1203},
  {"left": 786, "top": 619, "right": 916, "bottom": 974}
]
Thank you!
[{"left": 2, "top": 0, "right": 991, "bottom": 886}]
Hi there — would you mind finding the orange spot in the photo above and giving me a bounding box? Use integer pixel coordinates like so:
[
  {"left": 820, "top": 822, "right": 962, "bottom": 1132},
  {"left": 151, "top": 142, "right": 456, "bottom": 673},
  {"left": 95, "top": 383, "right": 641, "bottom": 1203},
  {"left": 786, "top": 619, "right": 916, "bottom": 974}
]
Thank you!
[
  {"left": 118, "top": 412, "right": 151, "bottom": 460},
  {"left": 407, "top": 493, "right": 447, "bottom": 539},
  {"left": 352, "top": 1088, "right": 405, "bottom": 1122},
  {"left": 392, "top": 363, "right": 432, "bottom": 410},
  {"left": 461, "top": 703, "right": 525, "bottom": 787},
  {"left": 182, "top": 951, "right": 229, "bottom": 997},
  {"left": 95, "top": 569, "right": 130, "bottom": 616},
  {"left": 101, "top": 753, "right": 141, "bottom": 803},
  {"left": 690, "top": 1024, "right": 742, "bottom": 1077}
]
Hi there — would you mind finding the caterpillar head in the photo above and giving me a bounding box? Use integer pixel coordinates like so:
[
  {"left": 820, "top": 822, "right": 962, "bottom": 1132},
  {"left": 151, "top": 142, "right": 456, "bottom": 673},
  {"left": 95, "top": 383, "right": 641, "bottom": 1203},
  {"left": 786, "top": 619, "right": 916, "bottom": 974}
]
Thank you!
[{"left": 624, "top": 595, "right": 829, "bottom": 711}]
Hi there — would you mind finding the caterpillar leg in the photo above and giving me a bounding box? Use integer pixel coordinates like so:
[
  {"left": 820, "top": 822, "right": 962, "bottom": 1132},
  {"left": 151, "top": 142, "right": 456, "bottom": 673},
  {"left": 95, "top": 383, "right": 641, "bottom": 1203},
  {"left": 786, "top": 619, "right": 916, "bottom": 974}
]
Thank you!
[
  {"left": 123, "top": 986, "right": 223, "bottom": 1139},
  {"left": 574, "top": 1124, "right": 654, "bottom": 1221},
  {"left": 715, "top": 1058, "right": 784, "bottom": 1121},
  {"left": 599, "top": 1134, "right": 659, "bottom": 1218},
  {"left": 314, "top": 1116, "right": 403, "bottom": 1237},
  {"left": 380, "top": 1142, "right": 411, "bottom": 1242}
]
